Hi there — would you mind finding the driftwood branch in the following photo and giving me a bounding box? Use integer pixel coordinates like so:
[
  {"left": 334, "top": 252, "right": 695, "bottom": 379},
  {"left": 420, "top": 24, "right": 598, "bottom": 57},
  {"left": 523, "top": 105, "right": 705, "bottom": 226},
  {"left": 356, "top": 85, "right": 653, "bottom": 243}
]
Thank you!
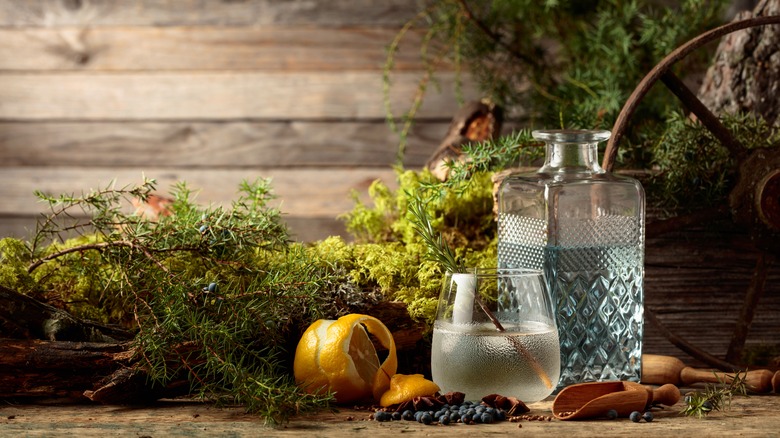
[
  {"left": 0, "top": 338, "right": 131, "bottom": 400},
  {"left": 426, "top": 99, "right": 503, "bottom": 180},
  {"left": 0, "top": 338, "right": 192, "bottom": 403},
  {"left": 0, "top": 284, "right": 424, "bottom": 404}
]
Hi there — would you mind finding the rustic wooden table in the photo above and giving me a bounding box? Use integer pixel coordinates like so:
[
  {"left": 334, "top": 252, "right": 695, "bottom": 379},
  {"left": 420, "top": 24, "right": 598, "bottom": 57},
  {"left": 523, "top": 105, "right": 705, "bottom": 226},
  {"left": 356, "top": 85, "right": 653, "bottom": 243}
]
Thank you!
[{"left": 2, "top": 393, "right": 778, "bottom": 437}]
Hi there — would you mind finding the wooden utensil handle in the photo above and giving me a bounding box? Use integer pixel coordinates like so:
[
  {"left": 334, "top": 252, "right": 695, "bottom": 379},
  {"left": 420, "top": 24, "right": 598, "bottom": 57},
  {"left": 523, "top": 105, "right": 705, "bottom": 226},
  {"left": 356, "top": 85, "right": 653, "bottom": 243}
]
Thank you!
[
  {"left": 648, "top": 383, "right": 681, "bottom": 406},
  {"left": 680, "top": 367, "right": 774, "bottom": 393}
]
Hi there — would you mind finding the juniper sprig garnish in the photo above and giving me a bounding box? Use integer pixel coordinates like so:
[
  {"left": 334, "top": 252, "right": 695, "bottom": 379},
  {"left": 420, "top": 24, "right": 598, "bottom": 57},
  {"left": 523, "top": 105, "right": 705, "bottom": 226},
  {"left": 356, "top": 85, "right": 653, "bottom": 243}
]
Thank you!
[
  {"left": 406, "top": 189, "right": 553, "bottom": 390},
  {"left": 680, "top": 370, "right": 748, "bottom": 419},
  {"left": 406, "top": 191, "right": 463, "bottom": 274}
]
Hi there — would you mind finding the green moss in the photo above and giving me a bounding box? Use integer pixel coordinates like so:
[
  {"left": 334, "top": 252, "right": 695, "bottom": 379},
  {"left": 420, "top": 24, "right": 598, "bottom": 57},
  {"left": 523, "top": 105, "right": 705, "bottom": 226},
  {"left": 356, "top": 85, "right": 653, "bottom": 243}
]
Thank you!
[
  {"left": 344, "top": 168, "right": 495, "bottom": 247},
  {"left": 332, "top": 168, "right": 498, "bottom": 325},
  {"left": 5, "top": 172, "right": 499, "bottom": 419},
  {"left": 0, "top": 238, "right": 36, "bottom": 293}
]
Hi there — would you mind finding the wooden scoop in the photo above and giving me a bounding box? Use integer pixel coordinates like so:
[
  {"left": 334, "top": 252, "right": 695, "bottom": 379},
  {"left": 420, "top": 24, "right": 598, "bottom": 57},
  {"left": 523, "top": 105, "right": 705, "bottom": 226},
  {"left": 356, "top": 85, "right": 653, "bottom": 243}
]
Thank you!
[{"left": 552, "top": 381, "right": 650, "bottom": 420}]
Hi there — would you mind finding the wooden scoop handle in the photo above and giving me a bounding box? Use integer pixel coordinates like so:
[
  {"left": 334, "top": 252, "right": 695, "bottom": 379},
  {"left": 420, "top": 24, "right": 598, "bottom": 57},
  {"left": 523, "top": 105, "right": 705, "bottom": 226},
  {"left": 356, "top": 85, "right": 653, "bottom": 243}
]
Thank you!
[
  {"left": 647, "top": 383, "right": 681, "bottom": 406},
  {"left": 680, "top": 367, "right": 775, "bottom": 393}
]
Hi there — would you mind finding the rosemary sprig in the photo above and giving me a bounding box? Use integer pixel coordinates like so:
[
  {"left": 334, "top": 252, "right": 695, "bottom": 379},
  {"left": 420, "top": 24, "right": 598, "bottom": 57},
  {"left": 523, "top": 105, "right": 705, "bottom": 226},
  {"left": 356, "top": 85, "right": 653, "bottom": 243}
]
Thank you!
[
  {"left": 406, "top": 191, "right": 553, "bottom": 390},
  {"left": 406, "top": 191, "right": 463, "bottom": 273},
  {"left": 680, "top": 370, "right": 748, "bottom": 419}
]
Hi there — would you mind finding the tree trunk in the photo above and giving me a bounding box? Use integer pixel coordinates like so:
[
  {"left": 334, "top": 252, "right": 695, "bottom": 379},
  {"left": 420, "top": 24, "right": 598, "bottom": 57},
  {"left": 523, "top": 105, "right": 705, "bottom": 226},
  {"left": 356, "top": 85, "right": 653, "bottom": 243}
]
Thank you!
[{"left": 697, "top": 0, "right": 780, "bottom": 125}]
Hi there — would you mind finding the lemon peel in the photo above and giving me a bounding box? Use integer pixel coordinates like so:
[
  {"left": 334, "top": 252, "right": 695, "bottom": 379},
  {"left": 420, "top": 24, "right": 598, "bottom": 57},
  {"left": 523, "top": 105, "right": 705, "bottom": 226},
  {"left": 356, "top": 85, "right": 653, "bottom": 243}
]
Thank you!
[
  {"left": 293, "top": 314, "right": 397, "bottom": 403},
  {"left": 379, "top": 373, "right": 441, "bottom": 407}
]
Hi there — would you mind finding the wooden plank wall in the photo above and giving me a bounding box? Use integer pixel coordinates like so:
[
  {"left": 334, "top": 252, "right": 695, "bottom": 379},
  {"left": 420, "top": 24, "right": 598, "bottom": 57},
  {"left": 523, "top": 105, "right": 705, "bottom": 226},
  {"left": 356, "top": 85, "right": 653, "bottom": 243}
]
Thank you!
[
  {"left": 0, "top": 0, "right": 481, "bottom": 242},
  {"left": 0, "top": 0, "right": 776, "bottom": 367}
]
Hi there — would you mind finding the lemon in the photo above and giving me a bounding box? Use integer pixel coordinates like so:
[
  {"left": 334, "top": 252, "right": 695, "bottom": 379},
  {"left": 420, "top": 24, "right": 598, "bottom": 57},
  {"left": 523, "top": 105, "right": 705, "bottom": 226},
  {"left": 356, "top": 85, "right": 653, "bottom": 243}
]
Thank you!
[
  {"left": 293, "top": 314, "right": 397, "bottom": 403},
  {"left": 379, "top": 373, "right": 441, "bottom": 407}
]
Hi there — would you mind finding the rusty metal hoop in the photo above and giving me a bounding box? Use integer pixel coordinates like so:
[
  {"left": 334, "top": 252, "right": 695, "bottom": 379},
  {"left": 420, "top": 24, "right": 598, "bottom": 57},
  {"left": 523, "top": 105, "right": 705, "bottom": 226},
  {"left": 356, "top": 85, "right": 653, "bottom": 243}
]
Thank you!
[
  {"left": 602, "top": 15, "right": 780, "bottom": 370},
  {"left": 603, "top": 15, "right": 780, "bottom": 172}
]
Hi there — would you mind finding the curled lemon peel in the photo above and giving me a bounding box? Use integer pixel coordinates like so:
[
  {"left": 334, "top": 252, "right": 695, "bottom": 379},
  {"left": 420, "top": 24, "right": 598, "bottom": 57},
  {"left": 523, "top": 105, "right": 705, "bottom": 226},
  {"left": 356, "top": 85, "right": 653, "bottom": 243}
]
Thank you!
[
  {"left": 379, "top": 373, "right": 441, "bottom": 407},
  {"left": 293, "top": 314, "right": 397, "bottom": 403}
]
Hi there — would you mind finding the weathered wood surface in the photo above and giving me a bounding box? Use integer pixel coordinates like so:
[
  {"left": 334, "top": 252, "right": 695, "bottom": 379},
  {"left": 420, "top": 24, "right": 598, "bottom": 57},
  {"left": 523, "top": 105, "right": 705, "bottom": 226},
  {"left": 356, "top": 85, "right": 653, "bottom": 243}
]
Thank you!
[
  {"left": 643, "top": 217, "right": 780, "bottom": 366},
  {"left": 0, "top": 166, "right": 398, "bottom": 217},
  {"left": 0, "top": 0, "right": 478, "bottom": 243},
  {"left": 0, "top": 0, "right": 423, "bottom": 26},
  {"left": 0, "top": 394, "right": 778, "bottom": 437},
  {"left": 0, "top": 166, "right": 399, "bottom": 244},
  {"left": 0, "top": 27, "right": 430, "bottom": 71},
  {"left": 0, "top": 121, "right": 446, "bottom": 167},
  {"left": 0, "top": 72, "right": 474, "bottom": 120}
]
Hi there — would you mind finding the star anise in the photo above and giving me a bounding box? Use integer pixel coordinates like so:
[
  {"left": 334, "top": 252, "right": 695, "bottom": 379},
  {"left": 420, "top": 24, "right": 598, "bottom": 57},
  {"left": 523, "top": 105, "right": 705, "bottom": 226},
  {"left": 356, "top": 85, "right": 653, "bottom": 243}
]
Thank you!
[{"left": 481, "top": 393, "right": 530, "bottom": 416}]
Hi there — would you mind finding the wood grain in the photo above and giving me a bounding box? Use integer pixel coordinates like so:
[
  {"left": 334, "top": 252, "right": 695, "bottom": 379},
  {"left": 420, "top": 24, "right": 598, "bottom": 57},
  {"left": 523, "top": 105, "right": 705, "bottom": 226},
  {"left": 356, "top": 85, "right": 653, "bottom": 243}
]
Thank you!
[
  {"left": 643, "top": 220, "right": 780, "bottom": 365},
  {"left": 0, "top": 166, "right": 399, "bottom": 218},
  {"left": 0, "top": 121, "right": 447, "bottom": 168},
  {"left": 1, "top": 395, "right": 779, "bottom": 436},
  {"left": 0, "top": 72, "right": 478, "bottom": 120},
  {"left": 0, "top": 0, "right": 421, "bottom": 27},
  {"left": 0, "top": 27, "right": 429, "bottom": 71}
]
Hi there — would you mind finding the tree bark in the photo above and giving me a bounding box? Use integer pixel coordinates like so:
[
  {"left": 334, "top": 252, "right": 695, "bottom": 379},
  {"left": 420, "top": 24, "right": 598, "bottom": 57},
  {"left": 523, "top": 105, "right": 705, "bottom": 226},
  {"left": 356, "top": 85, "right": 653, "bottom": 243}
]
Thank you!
[
  {"left": 0, "top": 284, "right": 424, "bottom": 403},
  {"left": 0, "top": 286, "right": 152, "bottom": 402},
  {"left": 0, "top": 285, "right": 132, "bottom": 342},
  {"left": 425, "top": 99, "right": 503, "bottom": 180},
  {"left": 0, "top": 338, "right": 131, "bottom": 399},
  {"left": 697, "top": 0, "right": 780, "bottom": 125}
]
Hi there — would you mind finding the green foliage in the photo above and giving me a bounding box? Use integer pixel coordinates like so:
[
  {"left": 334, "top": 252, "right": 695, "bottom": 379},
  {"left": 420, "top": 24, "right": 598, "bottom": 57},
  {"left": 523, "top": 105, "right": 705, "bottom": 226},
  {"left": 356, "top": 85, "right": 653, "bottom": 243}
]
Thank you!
[
  {"left": 0, "top": 237, "right": 36, "bottom": 294},
  {"left": 134, "top": 242, "right": 340, "bottom": 424},
  {"left": 680, "top": 370, "right": 748, "bottom": 418},
  {"left": 339, "top": 167, "right": 498, "bottom": 324},
  {"left": 444, "top": 130, "right": 545, "bottom": 183},
  {"left": 6, "top": 169, "right": 502, "bottom": 420},
  {"left": 386, "top": 0, "right": 727, "bottom": 169},
  {"left": 11, "top": 178, "right": 346, "bottom": 425},
  {"left": 407, "top": 195, "right": 463, "bottom": 273},
  {"left": 343, "top": 168, "right": 496, "bottom": 250},
  {"left": 649, "top": 112, "right": 780, "bottom": 214}
]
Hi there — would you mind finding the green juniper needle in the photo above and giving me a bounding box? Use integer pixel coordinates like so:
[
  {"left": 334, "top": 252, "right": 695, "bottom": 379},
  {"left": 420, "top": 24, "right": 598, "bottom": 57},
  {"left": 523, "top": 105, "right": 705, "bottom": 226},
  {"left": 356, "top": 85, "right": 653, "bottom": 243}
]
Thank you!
[
  {"left": 680, "top": 370, "right": 748, "bottom": 418},
  {"left": 406, "top": 192, "right": 463, "bottom": 273}
]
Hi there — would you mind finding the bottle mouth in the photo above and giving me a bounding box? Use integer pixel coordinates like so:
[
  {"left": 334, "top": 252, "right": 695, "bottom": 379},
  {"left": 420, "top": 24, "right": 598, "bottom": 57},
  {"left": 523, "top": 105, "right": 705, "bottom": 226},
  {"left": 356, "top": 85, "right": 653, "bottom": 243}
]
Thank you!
[{"left": 532, "top": 129, "right": 611, "bottom": 143}]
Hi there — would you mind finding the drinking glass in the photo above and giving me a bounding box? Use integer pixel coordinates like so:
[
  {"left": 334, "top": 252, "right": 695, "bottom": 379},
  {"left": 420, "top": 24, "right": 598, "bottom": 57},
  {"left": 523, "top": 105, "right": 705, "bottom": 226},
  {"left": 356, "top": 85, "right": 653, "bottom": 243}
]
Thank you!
[{"left": 431, "top": 268, "right": 560, "bottom": 402}]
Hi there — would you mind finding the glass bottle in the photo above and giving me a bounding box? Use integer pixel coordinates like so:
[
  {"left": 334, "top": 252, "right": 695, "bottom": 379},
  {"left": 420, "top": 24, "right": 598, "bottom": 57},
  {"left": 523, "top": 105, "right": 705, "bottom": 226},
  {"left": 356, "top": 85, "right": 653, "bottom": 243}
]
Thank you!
[{"left": 496, "top": 129, "right": 645, "bottom": 388}]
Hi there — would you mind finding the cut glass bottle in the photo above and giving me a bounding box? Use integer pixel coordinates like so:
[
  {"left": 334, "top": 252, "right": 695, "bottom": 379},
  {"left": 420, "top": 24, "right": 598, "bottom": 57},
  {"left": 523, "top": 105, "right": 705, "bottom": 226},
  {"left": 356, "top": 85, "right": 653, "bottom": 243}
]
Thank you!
[{"left": 497, "top": 129, "right": 645, "bottom": 388}]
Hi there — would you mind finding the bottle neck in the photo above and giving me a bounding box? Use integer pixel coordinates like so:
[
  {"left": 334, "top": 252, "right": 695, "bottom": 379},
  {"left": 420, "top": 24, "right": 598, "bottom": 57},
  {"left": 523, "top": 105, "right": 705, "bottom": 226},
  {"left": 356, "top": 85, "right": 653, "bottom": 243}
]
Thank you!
[
  {"left": 539, "top": 142, "right": 603, "bottom": 174},
  {"left": 531, "top": 129, "right": 610, "bottom": 176}
]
